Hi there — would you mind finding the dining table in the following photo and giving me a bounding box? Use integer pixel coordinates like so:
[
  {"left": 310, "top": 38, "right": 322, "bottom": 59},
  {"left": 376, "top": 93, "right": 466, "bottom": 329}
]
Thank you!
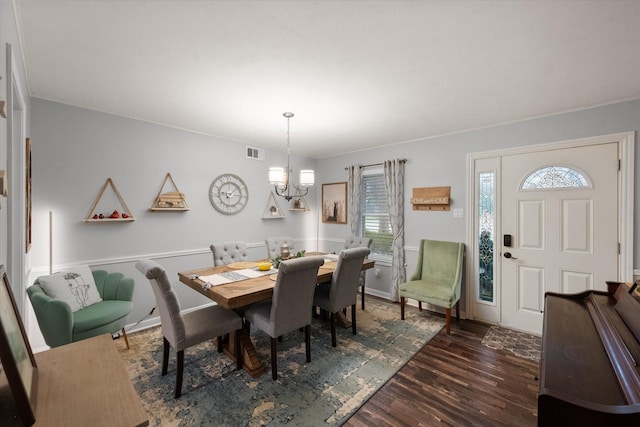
[{"left": 178, "top": 252, "right": 375, "bottom": 377}]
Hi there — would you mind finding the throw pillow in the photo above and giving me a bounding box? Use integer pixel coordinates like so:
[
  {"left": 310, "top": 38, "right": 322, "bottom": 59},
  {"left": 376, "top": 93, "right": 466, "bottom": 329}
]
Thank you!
[{"left": 38, "top": 265, "right": 103, "bottom": 312}]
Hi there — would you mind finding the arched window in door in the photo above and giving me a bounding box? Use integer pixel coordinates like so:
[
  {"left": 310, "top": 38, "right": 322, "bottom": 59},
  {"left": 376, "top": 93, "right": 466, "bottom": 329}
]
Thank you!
[{"left": 521, "top": 166, "right": 590, "bottom": 190}]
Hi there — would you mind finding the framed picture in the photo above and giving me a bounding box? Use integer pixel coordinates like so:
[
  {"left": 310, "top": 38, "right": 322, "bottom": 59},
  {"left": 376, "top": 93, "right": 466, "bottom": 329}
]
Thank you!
[
  {"left": 322, "top": 182, "right": 347, "bottom": 224},
  {"left": 0, "top": 266, "right": 38, "bottom": 426}
]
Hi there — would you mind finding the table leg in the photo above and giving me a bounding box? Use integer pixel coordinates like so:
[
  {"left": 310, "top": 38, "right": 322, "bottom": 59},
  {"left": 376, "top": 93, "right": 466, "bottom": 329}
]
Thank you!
[{"left": 223, "top": 323, "right": 265, "bottom": 377}]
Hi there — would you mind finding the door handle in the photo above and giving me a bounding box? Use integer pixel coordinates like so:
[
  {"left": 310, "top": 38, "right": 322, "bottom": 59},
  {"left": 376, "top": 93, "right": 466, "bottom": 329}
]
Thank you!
[{"left": 504, "top": 252, "right": 518, "bottom": 259}]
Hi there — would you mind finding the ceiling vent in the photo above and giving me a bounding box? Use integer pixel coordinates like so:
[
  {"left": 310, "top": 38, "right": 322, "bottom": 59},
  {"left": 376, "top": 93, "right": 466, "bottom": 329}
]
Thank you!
[{"left": 246, "top": 146, "right": 265, "bottom": 161}]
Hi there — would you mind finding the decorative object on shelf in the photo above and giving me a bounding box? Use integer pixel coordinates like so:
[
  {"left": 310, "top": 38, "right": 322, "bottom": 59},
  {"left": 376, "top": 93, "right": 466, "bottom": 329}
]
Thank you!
[
  {"left": 289, "top": 188, "right": 310, "bottom": 211},
  {"left": 149, "top": 172, "right": 190, "bottom": 211},
  {"left": 322, "top": 182, "right": 347, "bottom": 224},
  {"left": 84, "top": 178, "right": 135, "bottom": 222},
  {"left": 0, "top": 266, "right": 38, "bottom": 426},
  {"left": 262, "top": 191, "right": 285, "bottom": 219},
  {"left": 268, "top": 112, "right": 314, "bottom": 201},
  {"left": 209, "top": 173, "right": 248, "bottom": 215},
  {"left": 410, "top": 186, "right": 451, "bottom": 211}
]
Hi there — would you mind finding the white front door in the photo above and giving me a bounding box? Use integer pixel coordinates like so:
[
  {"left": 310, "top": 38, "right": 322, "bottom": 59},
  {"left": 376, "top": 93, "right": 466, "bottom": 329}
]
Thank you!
[{"left": 500, "top": 143, "right": 619, "bottom": 334}]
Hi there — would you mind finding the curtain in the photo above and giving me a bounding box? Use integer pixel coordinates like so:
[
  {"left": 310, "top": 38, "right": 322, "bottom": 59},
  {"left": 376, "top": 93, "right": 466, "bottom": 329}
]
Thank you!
[
  {"left": 347, "top": 165, "right": 363, "bottom": 236},
  {"left": 384, "top": 159, "right": 406, "bottom": 301}
]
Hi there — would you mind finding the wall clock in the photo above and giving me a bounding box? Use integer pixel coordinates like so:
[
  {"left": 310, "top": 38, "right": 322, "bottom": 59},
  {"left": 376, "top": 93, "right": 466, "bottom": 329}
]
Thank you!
[{"left": 209, "top": 173, "right": 249, "bottom": 215}]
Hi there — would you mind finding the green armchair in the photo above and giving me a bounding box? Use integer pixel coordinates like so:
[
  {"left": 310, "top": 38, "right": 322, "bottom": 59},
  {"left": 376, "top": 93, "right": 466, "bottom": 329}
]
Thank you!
[
  {"left": 27, "top": 270, "right": 134, "bottom": 348},
  {"left": 399, "top": 239, "right": 464, "bottom": 335}
]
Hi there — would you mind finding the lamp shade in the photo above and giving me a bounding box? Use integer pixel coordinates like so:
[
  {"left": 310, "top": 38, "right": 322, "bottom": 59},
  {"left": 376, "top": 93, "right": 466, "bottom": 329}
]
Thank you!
[
  {"left": 299, "top": 170, "right": 315, "bottom": 186},
  {"left": 269, "top": 167, "right": 286, "bottom": 185}
]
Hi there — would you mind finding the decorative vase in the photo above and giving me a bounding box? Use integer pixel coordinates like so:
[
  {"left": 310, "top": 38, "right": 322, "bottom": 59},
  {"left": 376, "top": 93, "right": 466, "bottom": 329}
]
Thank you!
[{"left": 280, "top": 244, "right": 290, "bottom": 259}]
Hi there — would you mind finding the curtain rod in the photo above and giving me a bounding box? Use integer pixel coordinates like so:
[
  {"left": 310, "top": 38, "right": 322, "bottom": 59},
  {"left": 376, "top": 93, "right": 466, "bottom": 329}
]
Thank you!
[{"left": 344, "top": 158, "right": 407, "bottom": 170}]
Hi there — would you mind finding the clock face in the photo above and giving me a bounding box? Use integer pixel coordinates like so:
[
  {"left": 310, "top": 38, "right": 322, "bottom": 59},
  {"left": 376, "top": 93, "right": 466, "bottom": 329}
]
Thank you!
[{"left": 209, "top": 173, "right": 249, "bottom": 215}]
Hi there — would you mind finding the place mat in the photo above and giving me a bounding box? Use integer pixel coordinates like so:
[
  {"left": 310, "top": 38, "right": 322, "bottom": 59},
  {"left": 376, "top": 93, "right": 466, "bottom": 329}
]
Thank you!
[
  {"left": 226, "top": 261, "right": 258, "bottom": 269},
  {"left": 268, "top": 273, "right": 278, "bottom": 281}
]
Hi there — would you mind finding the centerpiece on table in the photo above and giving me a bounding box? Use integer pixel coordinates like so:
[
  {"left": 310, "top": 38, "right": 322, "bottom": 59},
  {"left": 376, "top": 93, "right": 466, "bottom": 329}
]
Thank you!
[{"left": 271, "top": 250, "right": 306, "bottom": 269}]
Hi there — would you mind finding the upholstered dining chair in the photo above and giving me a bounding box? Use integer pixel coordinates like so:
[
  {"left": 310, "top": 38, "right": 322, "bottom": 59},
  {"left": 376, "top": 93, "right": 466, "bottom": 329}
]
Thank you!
[
  {"left": 244, "top": 255, "right": 325, "bottom": 380},
  {"left": 313, "top": 247, "right": 370, "bottom": 347},
  {"left": 265, "top": 236, "right": 294, "bottom": 260},
  {"left": 135, "top": 259, "right": 243, "bottom": 398},
  {"left": 399, "top": 239, "right": 464, "bottom": 335},
  {"left": 210, "top": 241, "right": 249, "bottom": 266},
  {"left": 344, "top": 235, "right": 373, "bottom": 310}
]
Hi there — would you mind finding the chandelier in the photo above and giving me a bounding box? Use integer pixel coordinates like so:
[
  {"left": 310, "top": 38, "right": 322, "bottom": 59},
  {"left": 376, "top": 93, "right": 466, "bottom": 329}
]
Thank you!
[{"left": 268, "top": 112, "right": 314, "bottom": 201}]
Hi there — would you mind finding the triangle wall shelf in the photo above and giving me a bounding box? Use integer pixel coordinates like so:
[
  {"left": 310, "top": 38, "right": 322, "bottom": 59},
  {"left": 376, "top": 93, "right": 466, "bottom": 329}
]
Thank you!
[
  {"left": 149, "top": 172, "right": 190, "bottom": 211},
  {"left": 262, "top": 191, "right": 286, "bottom": 219},
  {"left": 84, "top": 178, "right": 135, "bottom": 222}
]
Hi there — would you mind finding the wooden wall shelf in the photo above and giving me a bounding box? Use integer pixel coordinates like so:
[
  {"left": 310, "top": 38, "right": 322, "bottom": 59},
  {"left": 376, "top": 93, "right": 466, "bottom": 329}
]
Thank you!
[
  {"left": 149, "top": 173, "right": 190, "bottom": 211},
  {"left": 410, "top": 186, "right": 451, "bottom": 211},
  {"left": 84, "top": 178, "right": 136, "bottom": 222}
]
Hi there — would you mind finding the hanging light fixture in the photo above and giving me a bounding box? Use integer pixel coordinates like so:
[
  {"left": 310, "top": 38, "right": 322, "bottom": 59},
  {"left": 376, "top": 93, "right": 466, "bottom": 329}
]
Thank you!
[{"left": 269, "top": 112, "right": 314, "bottom": 201}]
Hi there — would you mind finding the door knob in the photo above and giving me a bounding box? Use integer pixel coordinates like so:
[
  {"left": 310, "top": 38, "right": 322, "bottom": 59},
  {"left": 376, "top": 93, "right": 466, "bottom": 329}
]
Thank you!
[{"left": 504, "top": 252, "right": 518, "bottom": 259}]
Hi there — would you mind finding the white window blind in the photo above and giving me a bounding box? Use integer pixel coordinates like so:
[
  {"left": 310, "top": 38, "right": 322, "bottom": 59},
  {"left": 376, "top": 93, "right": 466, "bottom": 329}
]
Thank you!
[{"left": 361, "top": 171, "right": 393, "bottom": 257}]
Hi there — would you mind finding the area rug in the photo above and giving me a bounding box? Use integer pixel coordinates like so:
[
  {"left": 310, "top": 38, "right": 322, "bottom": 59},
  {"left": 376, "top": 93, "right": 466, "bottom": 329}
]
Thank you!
[
  {"left": 118, "top": 298, "right": 444, "bottom": 426},
  {"left": 481, "top": 326, "right": 541, "bottom": 361}
]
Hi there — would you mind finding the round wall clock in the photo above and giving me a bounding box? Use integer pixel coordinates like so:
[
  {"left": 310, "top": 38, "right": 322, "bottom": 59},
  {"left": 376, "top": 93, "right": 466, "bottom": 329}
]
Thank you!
[{"left": 209, "top": 173, "right": 249, "bottom": 215}]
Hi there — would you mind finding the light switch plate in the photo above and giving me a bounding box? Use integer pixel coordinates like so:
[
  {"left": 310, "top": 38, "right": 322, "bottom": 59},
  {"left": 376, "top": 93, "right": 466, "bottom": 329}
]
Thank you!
[{"left": 453, "top": 208, "right": 464, "bottom": 218}]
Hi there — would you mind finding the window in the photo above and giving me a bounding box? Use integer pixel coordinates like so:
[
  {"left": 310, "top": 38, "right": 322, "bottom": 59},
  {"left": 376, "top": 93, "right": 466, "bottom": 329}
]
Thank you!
[
  {"left": 522, "top": 166, "right": 589, "bottom": 190},
  {"left": 361, "top": 169, "right": 392, "bottom": 257},
  {"left": 478, "top": 172, "right": 494, "bottom": 303}
]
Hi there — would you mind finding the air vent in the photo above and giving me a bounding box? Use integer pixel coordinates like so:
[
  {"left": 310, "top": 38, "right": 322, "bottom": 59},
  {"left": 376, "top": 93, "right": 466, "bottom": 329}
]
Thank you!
[{"left": 246, "top": 146, "right": 265, "bottom": 161}]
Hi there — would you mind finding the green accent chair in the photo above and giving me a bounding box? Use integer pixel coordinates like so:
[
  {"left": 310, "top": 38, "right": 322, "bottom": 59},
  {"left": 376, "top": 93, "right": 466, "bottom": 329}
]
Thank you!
[
  {"left": 27, "top": 270, "right": 134, "bottom": 348},
  {"left": 400, "top": 239, "right": 464, "bottom": 335}
]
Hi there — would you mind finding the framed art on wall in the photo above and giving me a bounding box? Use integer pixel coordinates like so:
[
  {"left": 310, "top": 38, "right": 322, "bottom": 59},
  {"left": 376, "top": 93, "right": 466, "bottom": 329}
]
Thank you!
[
  {"left": 0, "top": 265, "right": 38, "bottom": 426},
  {"left": 322, "top": 182, "right": 347, "bottom": 224}
]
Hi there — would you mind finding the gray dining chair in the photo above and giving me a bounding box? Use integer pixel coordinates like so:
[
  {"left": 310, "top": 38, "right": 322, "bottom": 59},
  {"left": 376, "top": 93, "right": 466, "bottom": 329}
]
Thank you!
[
  {"left": 313, "top": 247, "right": 370, "bottom": 347},
  {"left": 265, "top": 236, "right": 294, "bottom": 259},
  {"left": 244, "top": 255, "right": 325, "bottom": 380},
  {"left": 210, "top": 241, "right": 249, "bottom": 266},
  {"left": 344, "top": 235, "right": 373, "bottom": 310},
  {"left": 135, "top": 259, "right": 243, "bottom": 398}
]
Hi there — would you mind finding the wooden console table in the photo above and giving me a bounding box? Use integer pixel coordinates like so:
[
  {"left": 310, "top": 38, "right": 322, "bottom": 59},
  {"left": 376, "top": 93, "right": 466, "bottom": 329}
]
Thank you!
[{"left": 32, "top": 334, "right": 148, "bottom": 426}]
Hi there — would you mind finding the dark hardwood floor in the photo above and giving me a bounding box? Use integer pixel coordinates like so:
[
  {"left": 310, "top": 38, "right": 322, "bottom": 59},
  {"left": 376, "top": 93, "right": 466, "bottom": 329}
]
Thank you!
[{"left": 344, "top": 311, "right": 540, "bottom": 427}]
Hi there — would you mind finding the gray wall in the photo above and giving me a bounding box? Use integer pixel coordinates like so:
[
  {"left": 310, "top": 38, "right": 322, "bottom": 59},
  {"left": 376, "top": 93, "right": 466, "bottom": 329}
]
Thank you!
[
  {"left": 30, "top": 94, "right": 640, "bottom": 343},
  {"left": 30, "top": 99, "right": 318, "bottom": 336},
  {"left": 317, "top": 99, "right": 640, "bottom": 299}
]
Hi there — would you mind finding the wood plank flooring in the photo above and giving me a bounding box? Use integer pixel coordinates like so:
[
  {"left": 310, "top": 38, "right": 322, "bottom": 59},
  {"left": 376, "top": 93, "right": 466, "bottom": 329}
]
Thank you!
[{"left": 344, "top": 313, "right": 539, "bottom": 427}]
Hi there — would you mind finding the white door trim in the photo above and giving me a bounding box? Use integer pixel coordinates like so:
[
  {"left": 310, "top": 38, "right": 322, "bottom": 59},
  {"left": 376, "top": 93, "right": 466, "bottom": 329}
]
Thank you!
[{"left": 465, "top": 132, "right": 635, "bottom": 324}]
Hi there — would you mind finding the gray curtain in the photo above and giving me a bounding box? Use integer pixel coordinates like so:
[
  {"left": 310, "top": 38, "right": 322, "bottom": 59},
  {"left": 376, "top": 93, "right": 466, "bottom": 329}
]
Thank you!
[
  {"left": 384, "top": 159, "right": 406, "bottom": 301},
  {"left": 347, "top": 165, "right": 363, "bottom": 236}
]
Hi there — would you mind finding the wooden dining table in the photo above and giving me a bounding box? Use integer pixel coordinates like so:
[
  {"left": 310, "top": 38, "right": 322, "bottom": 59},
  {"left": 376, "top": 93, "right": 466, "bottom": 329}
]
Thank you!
[{"left": 178, "top": 252, "right": 375, "bottom": 377}]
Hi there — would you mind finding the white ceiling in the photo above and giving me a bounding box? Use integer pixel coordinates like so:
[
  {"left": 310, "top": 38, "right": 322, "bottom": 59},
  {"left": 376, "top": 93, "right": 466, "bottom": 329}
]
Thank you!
[{"left": 14, "top": 0, "right": 640, "bottom": 158}]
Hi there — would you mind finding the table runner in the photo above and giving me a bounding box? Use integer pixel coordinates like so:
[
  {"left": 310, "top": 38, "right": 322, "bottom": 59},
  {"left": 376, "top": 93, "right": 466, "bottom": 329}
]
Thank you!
[{"left": 198, "top": 267, "right": 276, "bottom": 287}]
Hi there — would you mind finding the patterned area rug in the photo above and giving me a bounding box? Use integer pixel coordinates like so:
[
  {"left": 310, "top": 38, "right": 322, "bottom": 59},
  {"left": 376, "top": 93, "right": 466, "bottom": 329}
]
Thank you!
[
  {"left": 118, "top": 298, "right": 443, "bottom": 426},
  {"left": 481, "top": 326, "right": 542, "bottom": 361}
]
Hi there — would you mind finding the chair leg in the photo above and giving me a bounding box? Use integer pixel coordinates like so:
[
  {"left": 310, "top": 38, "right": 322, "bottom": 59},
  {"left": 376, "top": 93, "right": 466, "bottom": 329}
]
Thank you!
[
  {"left": 401, "top": 297, "right": 405, "bottom": 320},
  {"left": 351, "top": 304, "right": 357, "bottom": 335},
  {"left": 271, "top": 337, "right": 278, "bottom": 380},
  {"left": 175, "top": 350, "right": 184, "bottom": 398},
  {"left": 455, "top": 301, "right": 460, "bottom": 323},
  {"left": 235, "top": 329, "right": 242, "bottom": 370},
  {"left": 418, "top": 301, "right": 423, "bottom": 311},
  {"left": 445, "top": 308, "right": 452, "bottom": 335},
  {"left": 162, "top": 337, "right": 170, "bottom": 376},
  {"left": 121, "top": 328, "right": 130, "bottom": 349},
  {"left": 305, "top": 324, "right": 311, "bottom": 363},
  {"left": 330, "top": 313, "right": 337, "bottom": 347},
  {"left": 361, "top": 283, "right": 365, "bottom": 310}
]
